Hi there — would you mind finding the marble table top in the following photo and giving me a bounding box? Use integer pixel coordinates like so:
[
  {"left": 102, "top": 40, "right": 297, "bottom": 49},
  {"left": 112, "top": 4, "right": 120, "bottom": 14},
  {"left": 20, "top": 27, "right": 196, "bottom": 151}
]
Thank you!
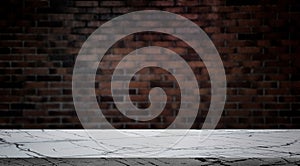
[{"left": 0, "top": 130, "right": 299, "bottom": 158}]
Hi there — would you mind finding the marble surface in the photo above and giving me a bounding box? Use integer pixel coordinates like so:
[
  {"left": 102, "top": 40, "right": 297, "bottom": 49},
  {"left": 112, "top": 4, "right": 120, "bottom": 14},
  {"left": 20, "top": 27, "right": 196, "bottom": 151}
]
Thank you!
[
  {"left": 0, "top": 130, "right": 299, "bottom": 158},
  {"left": 1, "top": 158, "right": 300, "bottom": 166}
]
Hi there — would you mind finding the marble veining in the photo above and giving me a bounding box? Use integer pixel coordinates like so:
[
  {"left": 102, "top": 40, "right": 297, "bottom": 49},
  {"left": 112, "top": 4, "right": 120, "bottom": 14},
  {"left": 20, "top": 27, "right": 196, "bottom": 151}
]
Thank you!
[{"left": 0, "top": 130, "right": 299, "bottom": 158}]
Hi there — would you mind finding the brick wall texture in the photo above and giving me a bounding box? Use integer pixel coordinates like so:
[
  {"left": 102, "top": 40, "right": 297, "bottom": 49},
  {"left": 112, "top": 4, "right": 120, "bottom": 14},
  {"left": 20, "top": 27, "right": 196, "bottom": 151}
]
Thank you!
[{"left": 0, "top": 0, "right": 299, "bottom": 129}]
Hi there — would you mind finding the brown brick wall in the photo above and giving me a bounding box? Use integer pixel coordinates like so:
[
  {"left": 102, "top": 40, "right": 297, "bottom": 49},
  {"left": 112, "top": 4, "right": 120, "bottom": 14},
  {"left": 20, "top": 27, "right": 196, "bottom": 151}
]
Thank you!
[{"left": 0, "top": 0, "right": 299, "bottom": 128}]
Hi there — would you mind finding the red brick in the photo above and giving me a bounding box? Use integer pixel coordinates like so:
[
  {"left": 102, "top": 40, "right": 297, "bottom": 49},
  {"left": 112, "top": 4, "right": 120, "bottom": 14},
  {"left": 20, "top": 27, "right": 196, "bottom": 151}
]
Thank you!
[
  {"left": 202, "top": 0, "right": 223, "bottom": 5},
  {"left": 150, "top": 0, "right": 174, "bottom": 6},
  {"left": 75, "top": 1, "right": 98, "bottom": 7},
  {"left": 99, "top": 1, "right": 125, "bottom": 7},
  {"left": 237, "top": 47, "right": 261, "bottom": 54}
]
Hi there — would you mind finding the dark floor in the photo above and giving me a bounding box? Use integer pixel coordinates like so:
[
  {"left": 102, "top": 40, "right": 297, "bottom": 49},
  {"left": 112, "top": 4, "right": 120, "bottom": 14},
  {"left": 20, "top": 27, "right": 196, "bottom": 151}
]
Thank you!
[{"left": 1, "top": 158, "right": 300, "bottom": 166}]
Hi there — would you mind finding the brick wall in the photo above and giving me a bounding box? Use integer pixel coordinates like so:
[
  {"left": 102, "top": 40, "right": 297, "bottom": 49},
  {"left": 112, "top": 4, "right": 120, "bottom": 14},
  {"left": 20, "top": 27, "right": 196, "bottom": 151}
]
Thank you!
[{"left": 0, "top": 0, "right": 299, "bottom": 128}]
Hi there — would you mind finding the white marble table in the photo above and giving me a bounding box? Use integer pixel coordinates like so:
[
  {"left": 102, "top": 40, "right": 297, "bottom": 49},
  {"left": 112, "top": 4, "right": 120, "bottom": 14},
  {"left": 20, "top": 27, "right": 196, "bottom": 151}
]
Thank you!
[{"left": 0, "top": 130, "right": 299, "bottom": 158}]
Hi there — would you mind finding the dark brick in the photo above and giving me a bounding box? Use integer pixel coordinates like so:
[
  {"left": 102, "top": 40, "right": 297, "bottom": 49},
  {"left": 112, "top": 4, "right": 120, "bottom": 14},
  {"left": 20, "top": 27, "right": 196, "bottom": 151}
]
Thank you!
[
  {"left": 0, "top": 47, "right": 11, "bottom": 54},
  {"left": 226, "top": 0, "right": 259, "bottom": 6},
  {"left": 150, "top": 81, "right": 174, "bottom": 88},
  {"left": 238, "top": 33, "right": 263, "bottom": 40},
  {"left": 11, "top": 104, "right": 35, "bottom": 109},
  {"left": 0, "top": 110, "right": 23, "bottom": 117},
  {"left": 0, "top": 82, "right": 24, "bottom": 89},
  {"left": 38, "top": 21, "right": 63, "bottom": 27},
  {"left": 126, "top": 0, "right": 150, "bottom": 6},
  {"left": 36, "top": 76, "right": 61, "bottom": 81},
  {"left": 49, "top": 54, "right": 72, "bottom": 61}
]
